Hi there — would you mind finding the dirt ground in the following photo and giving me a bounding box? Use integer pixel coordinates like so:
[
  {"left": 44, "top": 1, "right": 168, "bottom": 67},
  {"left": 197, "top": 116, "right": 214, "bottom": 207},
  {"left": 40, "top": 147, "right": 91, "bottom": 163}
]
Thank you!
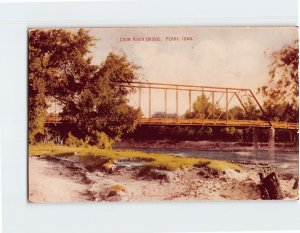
[{"left": 28, "top": 156, "right": 298, "bottom": 203}]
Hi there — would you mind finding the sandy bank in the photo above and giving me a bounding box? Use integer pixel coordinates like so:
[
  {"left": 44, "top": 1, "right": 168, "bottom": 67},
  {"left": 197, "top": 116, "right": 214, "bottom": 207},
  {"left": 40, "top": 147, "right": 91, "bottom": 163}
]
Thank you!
[{"left": 28, "top": 156, "right": 298, "bottom": 203}]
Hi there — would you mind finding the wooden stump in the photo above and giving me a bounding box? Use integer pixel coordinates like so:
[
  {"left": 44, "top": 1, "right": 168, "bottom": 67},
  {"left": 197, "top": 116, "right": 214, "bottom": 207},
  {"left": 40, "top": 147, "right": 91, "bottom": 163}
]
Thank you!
[
  {"left": 293, "top": 177, "right": 299, "bottom": 190},
  {"left": 259, "top": 172, "right": 285, "bottom": 200}
]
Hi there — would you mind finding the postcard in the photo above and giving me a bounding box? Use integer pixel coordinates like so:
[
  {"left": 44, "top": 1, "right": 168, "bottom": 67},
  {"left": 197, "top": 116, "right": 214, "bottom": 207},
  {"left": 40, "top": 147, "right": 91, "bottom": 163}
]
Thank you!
[{"left": 28, "top": 27, "right": 299, "bottom": 202}]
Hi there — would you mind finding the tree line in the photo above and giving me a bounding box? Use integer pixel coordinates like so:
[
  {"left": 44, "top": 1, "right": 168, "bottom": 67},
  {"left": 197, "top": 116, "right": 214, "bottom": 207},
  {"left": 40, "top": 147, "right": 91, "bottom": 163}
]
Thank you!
[{"left": 124, "top": 125, "right": 297, "bottom": 143}]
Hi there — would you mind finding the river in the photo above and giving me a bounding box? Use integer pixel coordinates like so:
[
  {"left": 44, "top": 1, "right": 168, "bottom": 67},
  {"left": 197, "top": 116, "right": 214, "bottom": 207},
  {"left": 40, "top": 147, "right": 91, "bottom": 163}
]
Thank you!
[{"left": 125, "top": 148, "right": 299, "bottom": 175}]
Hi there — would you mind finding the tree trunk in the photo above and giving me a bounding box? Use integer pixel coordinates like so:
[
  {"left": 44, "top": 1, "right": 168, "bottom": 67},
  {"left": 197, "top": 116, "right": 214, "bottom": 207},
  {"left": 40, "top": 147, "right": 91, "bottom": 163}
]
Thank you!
[{"left": 259, "top": 172, "right": 285, "bottom": 200}]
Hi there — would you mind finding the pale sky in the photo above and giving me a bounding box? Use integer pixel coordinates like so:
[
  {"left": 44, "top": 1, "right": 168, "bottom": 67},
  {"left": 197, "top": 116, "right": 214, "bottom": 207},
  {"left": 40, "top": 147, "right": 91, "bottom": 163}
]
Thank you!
[{"left": 85, "top": 27, "right": 298, "bottom": 116}]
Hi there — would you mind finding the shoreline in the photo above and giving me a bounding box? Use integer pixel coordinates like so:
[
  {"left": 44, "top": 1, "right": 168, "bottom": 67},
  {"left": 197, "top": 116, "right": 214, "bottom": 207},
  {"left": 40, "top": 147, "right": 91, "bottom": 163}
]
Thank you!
[
  {"left": 115, "top": 140, "right": 299, "bottom": 152},
  {"left": 29, "top": 153, "right": 299, "bottom": 203}
]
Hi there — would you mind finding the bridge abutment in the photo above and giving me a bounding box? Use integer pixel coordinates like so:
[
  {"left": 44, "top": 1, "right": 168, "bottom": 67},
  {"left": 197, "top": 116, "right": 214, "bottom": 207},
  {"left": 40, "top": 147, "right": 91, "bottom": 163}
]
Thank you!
[
  {"left": 253, "top": 127, "right": 259, "bottom": 151},
  {"left": 253, "top": 127, "right": 275, "bottom": 151},
  {"left": 268, "top": 127, "right": 275, "bottom": 151}
]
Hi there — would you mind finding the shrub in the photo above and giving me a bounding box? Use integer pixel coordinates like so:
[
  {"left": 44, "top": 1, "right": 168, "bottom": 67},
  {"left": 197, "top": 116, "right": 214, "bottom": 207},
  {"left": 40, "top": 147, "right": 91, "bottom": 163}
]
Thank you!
[
  {"left": 102, "top": 160, "right": 114, "bottom": 171},
  {"left": 80, "top": 136, "right": 92, "bottom": 148},
  {"left": 111, "top": 184, "right": 127, "bottom": 192},
  {"left": 96, "top": 132, "right": 114, "bottom": 149},
  {"left": 64, "top": 132, "right": 82, "bottom": 147}
]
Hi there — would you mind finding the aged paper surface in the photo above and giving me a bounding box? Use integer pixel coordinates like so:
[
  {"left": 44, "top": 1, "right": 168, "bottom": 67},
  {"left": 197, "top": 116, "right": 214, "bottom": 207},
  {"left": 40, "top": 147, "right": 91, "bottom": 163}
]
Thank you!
[{"left": 28, "top": 27, "right": 299, "bottom": 202}]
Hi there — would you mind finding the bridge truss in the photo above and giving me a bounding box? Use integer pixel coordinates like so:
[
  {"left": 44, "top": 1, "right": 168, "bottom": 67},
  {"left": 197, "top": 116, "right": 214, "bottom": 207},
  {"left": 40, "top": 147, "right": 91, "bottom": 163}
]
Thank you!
[
  {"left": 45, "top": 81, "right": 298, "bottom": 130},
  {"left": 118, "top": 81, "right": 298, "bottom": 130}
]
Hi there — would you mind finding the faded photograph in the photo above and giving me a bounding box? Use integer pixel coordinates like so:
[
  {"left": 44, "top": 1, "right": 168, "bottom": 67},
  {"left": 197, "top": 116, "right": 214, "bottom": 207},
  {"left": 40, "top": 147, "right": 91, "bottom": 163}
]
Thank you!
[{"left": 28, "top": 27, "right": 299, "bottom": 202}]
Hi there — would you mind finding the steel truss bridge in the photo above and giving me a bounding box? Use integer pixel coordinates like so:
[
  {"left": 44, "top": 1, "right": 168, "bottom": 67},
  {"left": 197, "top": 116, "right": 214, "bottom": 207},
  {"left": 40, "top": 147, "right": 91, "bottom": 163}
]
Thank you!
[{"left": 46, "top": 81, "right": 298, "bottom": 130}]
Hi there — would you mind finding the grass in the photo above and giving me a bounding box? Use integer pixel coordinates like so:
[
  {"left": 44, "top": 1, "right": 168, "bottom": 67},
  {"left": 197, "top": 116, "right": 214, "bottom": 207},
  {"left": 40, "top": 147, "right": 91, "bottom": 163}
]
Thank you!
[
  {"left": 111, "top": 184, "right": 127, "bottom": 192},
  {"left": 29, "top": 144, "right": 241, "bottom": 172}
]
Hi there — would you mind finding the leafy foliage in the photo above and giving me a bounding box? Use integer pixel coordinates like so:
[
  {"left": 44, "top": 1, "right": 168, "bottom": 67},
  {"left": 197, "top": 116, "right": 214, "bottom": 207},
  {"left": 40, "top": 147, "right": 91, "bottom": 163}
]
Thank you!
[
  {"left": 95, "top": 132, "right": 114, "bottom": 149},
  {"left": 29, "top": 29, "right": 141, "bottom": 145},
  {"left": 185, "top": 94, "right": 223, "bottom": 119},
  {"left": 242, "top": 98, "right": 262, "bottom": 120},
  {"left": 259, "top": 40, "right": 299, "bottom": 122},
  {"left": 62, "top": 53, "right": 141, "bottom": 142},
  {"left": 65, "top": 132, "right": 83, "bottom": 147},
  {"left": 184, "top": 94, "right": 261, "bottom": 120},
  {"left": 228, "top": 106, "right": 245, "bottom": 120}
]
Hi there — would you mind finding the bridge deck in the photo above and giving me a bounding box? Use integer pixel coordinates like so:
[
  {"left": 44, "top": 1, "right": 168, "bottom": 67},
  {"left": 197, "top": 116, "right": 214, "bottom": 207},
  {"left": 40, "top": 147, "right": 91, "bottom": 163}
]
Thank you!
[
  {"left": 139, "top": 118, "right": 299, "bottom": 130},
  {"left": 45, "top": 116, "right": 298, "bottom": 130}
]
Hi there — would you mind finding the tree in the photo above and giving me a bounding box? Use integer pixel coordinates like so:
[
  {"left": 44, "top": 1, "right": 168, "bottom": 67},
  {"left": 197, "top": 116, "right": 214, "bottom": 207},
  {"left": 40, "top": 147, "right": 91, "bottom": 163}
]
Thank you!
[
  {"left": 243, "top": 97, "right": 262, "bottom": 120},
  {"left": 259, "top": 40, "right": 299, "bottom": 122},
  {"left": 63, "top": 53, "right": 142, "bottom": 142},
  {"left": 29, "top": 29, "right": 141, "bottom": 144},
  {"left": 29, "top": 29, "right": 95, "bottom": 142},
  {"left": 185, "top": 94, "right": 222, "bottom": 119},
  {"left": 228, "top": 106, "right": 246, "bottom": 120},
  {"left": 185, "top": 93, "right": 263, "bottom": 121}
]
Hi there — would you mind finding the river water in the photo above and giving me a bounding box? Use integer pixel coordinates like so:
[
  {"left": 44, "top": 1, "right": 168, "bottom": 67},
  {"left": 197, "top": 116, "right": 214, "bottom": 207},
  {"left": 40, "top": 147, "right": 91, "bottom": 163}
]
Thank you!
[{"left": 128, "top": 148, "right": 299, "bottom": 175}]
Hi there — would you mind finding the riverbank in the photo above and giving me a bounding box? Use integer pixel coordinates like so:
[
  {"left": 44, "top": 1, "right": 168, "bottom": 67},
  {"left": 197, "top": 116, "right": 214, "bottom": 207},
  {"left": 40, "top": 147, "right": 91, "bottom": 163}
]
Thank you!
[
  {"left": 115, "top": 140, "right": 299, "bottom": 152},
  {"left": 28, "top": 145, "right": 298, "bottom": 202}
]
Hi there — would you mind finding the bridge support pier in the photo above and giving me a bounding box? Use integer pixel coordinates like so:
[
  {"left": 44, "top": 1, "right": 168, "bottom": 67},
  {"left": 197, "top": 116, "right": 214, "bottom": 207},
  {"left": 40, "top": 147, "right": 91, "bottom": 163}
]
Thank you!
[
  {"left": 268, "top": 127, "right": 275, "bottom": 151},
  {"left": 253, "top": 127, "right": 259, "bottom": 151}
]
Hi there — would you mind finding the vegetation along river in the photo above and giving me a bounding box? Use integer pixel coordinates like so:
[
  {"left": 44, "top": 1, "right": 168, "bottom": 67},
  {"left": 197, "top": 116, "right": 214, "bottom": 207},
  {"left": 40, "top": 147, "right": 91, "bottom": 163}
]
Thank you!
[{"left": 122, "top": 148, "right": 299, "bottom": 176}]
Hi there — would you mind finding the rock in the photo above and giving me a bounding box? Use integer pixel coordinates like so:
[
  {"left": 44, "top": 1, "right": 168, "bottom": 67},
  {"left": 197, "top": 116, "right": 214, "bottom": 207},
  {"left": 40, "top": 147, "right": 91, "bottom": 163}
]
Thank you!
[
  {"left": 102, "top": 161, "right": 116, "bottom": 173},
  {"left": 214, "top": 183, "right": 221, "bottom": 189},
  {"left": 137, "top": 166, "right": 169, "bottom": 181},
  {"left": 96, "top": 172, "right": 103, "bottom": 177},
  {"left": 198, "top": 170, "right": 206, "bottom": 176},
  {"left": 197, "top": 167, "right": 220, "bottom": 179},
  {"left": 107, "top": 190, "right": 117, "bottom": 197},
  {"left": 293, "top": 178, "right": 299, "bottom": 190},
  {"left": 280, "top": 173, "right": 294, "bottom": 180},
  {"left": 258, "top": 162, "right": 268, "bottom": 166},
  {"left": 220, "top": 177, "right": 227, "bottom": 182}
]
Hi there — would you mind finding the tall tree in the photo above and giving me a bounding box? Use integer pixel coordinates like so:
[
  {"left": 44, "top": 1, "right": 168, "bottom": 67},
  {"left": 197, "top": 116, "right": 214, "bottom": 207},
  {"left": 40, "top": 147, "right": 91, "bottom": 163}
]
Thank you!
[
  {"left": 29, "top": 29, "right": 95, "bottom": 142},
  {"left": 228, "top": 106, "right": 246, "bottom": 120},
  {"left": 63, "top": 53, "right": 141, "bottom": 142},
  {"left": 259, "top": 40, "right": 299, "bottom": 122},
  {"left": 243, "top": 97, "right": 262, "bottom": 120},
  {"left": 185, "top": 94, "right": 222, "bottom": 119},
  {"left": 29, "top": 29, "right": 141, "bottom": 144}
]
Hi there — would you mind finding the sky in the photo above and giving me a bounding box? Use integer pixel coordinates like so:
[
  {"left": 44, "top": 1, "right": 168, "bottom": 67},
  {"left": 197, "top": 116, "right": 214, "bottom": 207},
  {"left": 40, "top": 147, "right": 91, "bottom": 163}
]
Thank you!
[{"left": 85, "top": 27, "right": 298, "bottom": 116}]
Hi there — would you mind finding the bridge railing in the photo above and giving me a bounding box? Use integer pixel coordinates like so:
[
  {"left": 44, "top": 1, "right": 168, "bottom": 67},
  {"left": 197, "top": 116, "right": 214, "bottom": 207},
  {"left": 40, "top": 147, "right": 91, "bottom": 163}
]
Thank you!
[{"left": 45, "top": 115, "right": 298, "bottom": 129}]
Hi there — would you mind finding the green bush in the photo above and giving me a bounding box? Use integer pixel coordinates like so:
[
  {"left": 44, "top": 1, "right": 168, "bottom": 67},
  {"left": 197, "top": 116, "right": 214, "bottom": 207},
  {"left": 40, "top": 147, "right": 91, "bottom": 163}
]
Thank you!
[
  {"left": 64, "top": 132, "right": 82, "bottom": 147},
  {"left": 96, "top": 132, "right": 114, "bottom": 149}
]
